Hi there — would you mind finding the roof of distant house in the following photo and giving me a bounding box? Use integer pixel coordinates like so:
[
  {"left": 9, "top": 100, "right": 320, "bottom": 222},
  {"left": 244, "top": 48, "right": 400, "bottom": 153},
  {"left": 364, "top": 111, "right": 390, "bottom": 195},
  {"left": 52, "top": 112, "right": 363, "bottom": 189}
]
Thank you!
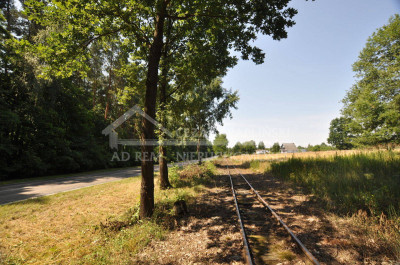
[{"left": 281, "top": 143, "right": 297, "bottom": 151}]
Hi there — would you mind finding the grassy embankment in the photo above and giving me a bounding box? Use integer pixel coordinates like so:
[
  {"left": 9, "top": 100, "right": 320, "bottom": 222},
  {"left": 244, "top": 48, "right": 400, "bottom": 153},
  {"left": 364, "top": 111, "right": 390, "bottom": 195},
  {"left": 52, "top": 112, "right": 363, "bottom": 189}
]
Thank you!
[
  {"left": 235, "top": 150, "right": 400, "bottom": 258},
  {"left": 0, "top": 162, "right": 215, "bottom": 264}
]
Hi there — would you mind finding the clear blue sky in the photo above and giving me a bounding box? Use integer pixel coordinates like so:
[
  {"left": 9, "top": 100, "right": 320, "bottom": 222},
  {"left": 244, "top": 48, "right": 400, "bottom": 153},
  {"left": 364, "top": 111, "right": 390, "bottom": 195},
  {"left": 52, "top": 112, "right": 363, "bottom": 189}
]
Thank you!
[{"left": 214, "top": 0, "right": 399, "bottom": 148}]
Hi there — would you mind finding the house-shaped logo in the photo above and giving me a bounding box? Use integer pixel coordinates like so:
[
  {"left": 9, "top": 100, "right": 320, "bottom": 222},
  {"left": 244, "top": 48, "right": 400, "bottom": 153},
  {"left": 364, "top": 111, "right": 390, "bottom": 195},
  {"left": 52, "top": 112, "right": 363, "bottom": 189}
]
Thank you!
[{"left": 102, "top": 105, "right": 172, "bottom": 150}]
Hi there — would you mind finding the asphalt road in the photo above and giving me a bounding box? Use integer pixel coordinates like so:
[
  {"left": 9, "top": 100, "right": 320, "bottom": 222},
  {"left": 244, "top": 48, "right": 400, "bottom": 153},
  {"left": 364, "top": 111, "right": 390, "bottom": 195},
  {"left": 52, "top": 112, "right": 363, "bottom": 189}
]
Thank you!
[{"left": 0, "top": 159, "right": 205, "bottom": 205}]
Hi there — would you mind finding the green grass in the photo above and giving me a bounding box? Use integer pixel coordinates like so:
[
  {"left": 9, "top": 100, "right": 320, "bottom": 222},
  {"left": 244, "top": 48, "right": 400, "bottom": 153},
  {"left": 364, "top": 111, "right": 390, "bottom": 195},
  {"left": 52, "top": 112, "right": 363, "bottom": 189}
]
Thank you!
[
  {"left": 169, "top": 161, "right": 216, "bottom": 188},
  {"left": 267, "top": 151, "right": 400, "bottom": 216}
]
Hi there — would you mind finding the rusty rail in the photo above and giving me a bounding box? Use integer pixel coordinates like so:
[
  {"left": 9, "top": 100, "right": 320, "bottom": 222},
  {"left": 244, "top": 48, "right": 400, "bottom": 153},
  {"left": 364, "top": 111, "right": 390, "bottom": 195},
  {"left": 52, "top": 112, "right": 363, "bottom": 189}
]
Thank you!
[
  {"left": 233, "top": 167, "right": 320, "bottom": 265},
  {"left": 227, "top": 168, "right": 255, "bottom": 265}
]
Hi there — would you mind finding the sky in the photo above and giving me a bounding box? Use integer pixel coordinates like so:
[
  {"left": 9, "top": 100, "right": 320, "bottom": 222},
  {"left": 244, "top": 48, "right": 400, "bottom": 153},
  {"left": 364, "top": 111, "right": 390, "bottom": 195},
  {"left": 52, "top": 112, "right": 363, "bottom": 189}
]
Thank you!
[{"left": 213, "top": 0, "right": 400, "bottom": 148}]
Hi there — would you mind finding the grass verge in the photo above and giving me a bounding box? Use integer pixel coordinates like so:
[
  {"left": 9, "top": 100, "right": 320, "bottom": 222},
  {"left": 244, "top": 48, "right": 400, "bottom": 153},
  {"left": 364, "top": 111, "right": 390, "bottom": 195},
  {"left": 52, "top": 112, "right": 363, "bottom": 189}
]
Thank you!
[{"left": 0, "top": 162, "right": 215, "bottom": 264}]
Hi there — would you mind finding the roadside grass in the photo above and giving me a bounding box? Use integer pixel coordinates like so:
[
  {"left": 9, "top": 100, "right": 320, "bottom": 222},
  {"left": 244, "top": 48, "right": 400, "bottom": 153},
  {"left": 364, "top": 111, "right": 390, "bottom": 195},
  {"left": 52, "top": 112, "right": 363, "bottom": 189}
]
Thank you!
[
  {"left": 0, "top": 162, "right": 214, "bottom": 264},
  {"left": 237, "top": 150, "right": 400, "bottom": 259}
]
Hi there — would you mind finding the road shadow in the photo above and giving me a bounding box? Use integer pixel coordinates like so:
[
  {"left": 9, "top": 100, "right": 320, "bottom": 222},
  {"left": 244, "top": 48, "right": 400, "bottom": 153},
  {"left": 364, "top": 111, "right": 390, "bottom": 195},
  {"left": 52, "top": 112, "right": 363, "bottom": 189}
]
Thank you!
[{"left": 0, "top": 168, "right": 141, "bottom": 205}]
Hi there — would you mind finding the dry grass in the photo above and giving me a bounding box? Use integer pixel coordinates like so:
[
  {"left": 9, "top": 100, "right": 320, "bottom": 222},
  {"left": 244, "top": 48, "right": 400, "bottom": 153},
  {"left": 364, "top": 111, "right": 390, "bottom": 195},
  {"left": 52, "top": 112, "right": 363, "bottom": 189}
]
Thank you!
[
  {"left": 231, "top": 150, "right": 400, "bottom": 261},
  {"left": 230, "top": 149, "right": 365, "bottom": 162},
  {"left": 0, "top": 164, "right": 211, "bottom": 265},
  {"left": 0, "top": 176, "right": 141, "bottom": 264}
]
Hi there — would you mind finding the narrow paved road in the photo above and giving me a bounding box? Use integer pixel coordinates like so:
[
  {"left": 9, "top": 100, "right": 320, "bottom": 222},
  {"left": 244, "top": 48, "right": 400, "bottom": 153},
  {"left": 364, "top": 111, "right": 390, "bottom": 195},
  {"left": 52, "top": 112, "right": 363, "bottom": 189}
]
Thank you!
[{"left": 0, "top": 159, "right": 203, "bottom": 205}]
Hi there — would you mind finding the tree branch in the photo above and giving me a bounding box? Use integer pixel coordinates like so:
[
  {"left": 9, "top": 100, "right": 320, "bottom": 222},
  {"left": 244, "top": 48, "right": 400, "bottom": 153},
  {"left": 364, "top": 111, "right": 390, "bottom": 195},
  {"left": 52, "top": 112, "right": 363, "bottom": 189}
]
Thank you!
[
  {"left": 165, "top": 13, "right": 230, "bottom": 20},
  {"left": 77, "top": 26, "right": 126, "bottom": 51}
]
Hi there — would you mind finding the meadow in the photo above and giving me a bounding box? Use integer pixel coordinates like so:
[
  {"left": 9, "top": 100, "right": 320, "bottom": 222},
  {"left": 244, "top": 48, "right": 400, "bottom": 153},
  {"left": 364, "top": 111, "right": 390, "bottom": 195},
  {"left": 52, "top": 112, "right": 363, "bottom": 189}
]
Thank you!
[
  {"left": 232, "top": 150, "right": 400, "bottom": 258},
  {"left": 268, "top": 151, "right": 400, "bottom": 215},
  {"left": 230, "top": 149, "right": 364, "bottom": 162}
]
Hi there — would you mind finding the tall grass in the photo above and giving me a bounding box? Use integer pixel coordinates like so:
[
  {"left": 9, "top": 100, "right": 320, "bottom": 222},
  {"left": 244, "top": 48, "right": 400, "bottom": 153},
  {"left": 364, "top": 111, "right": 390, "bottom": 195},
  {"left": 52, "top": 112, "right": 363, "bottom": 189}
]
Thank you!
[
  {"left": 264, "top": 151, "right": 400, "bottom": 258},
  {"left": 268, "top": 151, "right": 400, "bottom": 216},
  {"left": 169, "top": 162, "right": 216, "bottom": 188}
]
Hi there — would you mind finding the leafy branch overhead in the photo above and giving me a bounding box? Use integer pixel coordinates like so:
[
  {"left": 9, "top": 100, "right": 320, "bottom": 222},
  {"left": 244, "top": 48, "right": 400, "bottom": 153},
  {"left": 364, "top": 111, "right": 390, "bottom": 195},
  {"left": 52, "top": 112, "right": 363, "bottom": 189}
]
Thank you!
[{"left": 22, "top": 0, "right": 298, "bottom": 78}]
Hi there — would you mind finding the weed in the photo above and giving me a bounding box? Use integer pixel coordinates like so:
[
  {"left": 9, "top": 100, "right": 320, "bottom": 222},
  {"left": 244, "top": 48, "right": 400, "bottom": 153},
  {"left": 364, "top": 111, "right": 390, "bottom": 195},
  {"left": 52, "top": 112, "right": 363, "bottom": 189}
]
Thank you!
[{"left": 170, "top": 162, "right": 215, "bottom": 188}]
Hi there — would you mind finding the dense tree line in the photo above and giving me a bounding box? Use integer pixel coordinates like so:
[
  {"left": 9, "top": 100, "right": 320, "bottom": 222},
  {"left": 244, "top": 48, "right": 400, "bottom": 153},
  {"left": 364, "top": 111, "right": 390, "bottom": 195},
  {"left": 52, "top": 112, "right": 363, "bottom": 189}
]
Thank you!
[
  {"left": 306, "top": 143, "right": 335, "bottom": 152},
  {"left": 232, "top": 140, "right": 257, "bottom": 154},
  {"left": 329, "top": 15, "right": 400, "bottom": 149},
  {"left": 0, "top": 1, "right": 113, "bottom": 179},
  {"left": 213, "top": 134, "right": 229, "bottom": 154}
]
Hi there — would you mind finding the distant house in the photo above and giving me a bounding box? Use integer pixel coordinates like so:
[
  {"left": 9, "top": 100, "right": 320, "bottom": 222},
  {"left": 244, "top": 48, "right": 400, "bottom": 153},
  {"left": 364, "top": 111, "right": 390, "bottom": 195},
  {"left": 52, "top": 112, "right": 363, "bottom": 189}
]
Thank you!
[
  {"left": 280, "top": 143, "right": 297, "bottom": 153},
  {"left": 256, "top": 149, "right": 268, "bottom": 154}
]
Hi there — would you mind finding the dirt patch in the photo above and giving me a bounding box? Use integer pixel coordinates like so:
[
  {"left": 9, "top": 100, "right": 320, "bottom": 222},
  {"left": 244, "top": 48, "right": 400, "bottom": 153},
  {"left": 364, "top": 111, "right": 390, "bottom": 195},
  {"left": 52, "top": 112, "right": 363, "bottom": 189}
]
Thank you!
[{"left": 134, "top": 182, "right": 246, "bottom": 264}]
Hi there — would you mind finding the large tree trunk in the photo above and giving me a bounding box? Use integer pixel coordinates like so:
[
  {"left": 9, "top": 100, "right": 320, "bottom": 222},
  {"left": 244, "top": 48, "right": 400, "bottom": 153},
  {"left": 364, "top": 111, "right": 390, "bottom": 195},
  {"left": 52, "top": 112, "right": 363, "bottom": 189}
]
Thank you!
[
  {"left": 197, "top": 138, "right": 202, "bottom": 164},
  {"left": 159, "top": 145, "right": 171, "bottom": 188},
  {"left": 159, "top": 68, "right": 171, "bottom": 189},
  {"left": 4, "top": 0, "right": 11, "bottom": 75},
  {"left": 139, "top": 1, "right": 168, "bottom": 218},
  {"left": 158, "top": 21, "right": 172, "bottom": 190}
]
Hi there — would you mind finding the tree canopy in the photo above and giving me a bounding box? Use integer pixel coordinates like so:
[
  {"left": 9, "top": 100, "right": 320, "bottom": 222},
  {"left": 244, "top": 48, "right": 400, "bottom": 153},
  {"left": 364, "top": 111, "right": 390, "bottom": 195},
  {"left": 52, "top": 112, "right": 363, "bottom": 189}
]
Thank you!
[
  {"left": 271, "top": 142, "right": 280, "bottom": 153},
  {"left": 213, "top": 134, "right": 229, "bottom": 154},
  {"left": 232, "top": 140, "right": 257, "bottom": 154},
  {"left": 327, "top": 117, "right": 353, "bottom": 150},
  {"left": 336, "top": 15, "right": 400, "bottom": 147}
]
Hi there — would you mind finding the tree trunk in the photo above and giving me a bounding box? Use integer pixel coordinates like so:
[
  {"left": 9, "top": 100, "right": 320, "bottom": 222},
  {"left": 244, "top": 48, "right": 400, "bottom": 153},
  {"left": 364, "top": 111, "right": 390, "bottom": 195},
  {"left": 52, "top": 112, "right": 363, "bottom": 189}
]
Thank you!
[
  {"left": 139, "top": 0, "right": 168, "bottom": 218},
  {"left": 159, "top": 145, "right": 171, "bottom": 189},
  {"left": 4, "top": 0, "right": 11, "bottom": 75},
  {"left": 159, "top": 69, "right": 171, "bottom": 189},
  {"left": 197, "top": 138, "right": 202, "bottom": 164},
  {"left": 158, "top": 20, "right": 172, "bottom": 190},
  {"left": 104, "top": 52, "right": 113, "bottom": 120},
  {"left": 93, "top": 79, "right": 97, "bottom": 108}
]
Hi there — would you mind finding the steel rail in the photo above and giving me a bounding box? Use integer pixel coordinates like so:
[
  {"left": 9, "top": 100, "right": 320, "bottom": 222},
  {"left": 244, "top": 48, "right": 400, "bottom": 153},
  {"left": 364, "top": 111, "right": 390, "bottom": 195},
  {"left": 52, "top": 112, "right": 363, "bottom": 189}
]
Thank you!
[
  {"left": 227, "top": 168, "right": 255, "bottom": 265},
  {"left": 233, "top": 167, "right": 320, "bottom": 265}
]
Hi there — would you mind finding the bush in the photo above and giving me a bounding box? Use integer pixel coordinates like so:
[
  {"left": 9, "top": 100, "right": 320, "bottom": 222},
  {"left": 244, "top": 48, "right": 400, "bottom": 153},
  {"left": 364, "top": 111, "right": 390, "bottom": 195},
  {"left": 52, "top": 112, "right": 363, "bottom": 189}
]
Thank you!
[{"left": 169, "top": 162, "right": 215, "bottom": 188}]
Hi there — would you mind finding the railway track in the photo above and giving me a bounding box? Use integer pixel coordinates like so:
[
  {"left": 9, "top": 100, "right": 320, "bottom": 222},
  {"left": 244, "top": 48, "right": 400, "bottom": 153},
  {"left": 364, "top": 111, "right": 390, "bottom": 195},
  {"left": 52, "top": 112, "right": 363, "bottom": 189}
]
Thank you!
[{"left": 228, "top": 166, "right": 320, "bottom": 265}]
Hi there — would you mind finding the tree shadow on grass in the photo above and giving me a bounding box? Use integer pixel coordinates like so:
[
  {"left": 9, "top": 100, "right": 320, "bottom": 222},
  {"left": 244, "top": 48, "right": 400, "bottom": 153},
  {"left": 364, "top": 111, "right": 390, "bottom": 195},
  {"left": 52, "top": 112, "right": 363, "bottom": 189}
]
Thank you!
[{"left": 179, "top": 163, "right": 349, "bottom": 264}]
